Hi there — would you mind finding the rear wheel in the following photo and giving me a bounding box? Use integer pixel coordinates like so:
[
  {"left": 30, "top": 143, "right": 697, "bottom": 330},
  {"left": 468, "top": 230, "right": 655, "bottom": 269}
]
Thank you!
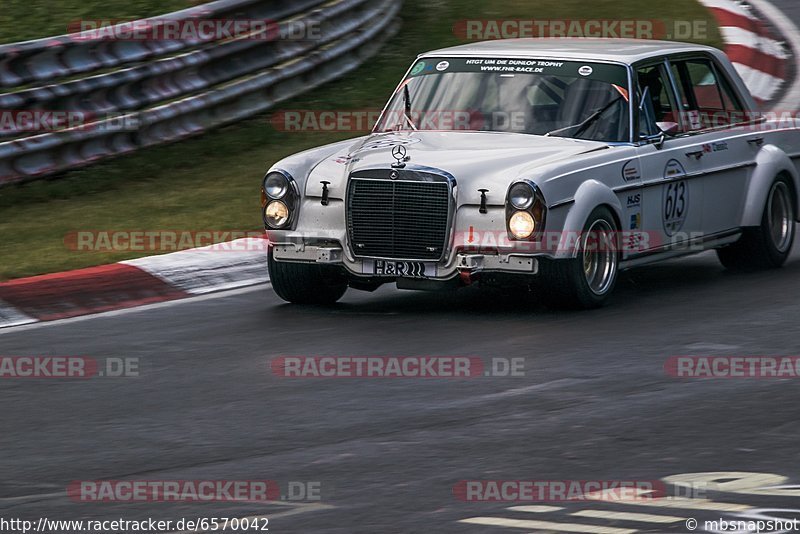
[
  {"left": 540, "top": 207, "right": 620, "bottom": 309},
  {"left": 717, "top": 177, "right": 796, "bottom": 272},
  {"left": 268, "top": 248, "right": 348, "bottom": 304}
]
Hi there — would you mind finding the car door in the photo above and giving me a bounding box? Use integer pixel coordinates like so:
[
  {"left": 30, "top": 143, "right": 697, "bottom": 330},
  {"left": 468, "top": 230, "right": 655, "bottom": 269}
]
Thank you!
[
  {"left": 634, "top": 59, "right": 705, "bottom": 253},
  {"left": 667, "top": 56, "right": 753, "bottom": 236}
]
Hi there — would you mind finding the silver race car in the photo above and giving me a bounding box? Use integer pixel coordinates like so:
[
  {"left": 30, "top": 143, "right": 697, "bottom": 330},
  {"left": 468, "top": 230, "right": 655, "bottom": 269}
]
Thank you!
[{"left": 261, "top": 38, "right": 799, "bottom": 308}]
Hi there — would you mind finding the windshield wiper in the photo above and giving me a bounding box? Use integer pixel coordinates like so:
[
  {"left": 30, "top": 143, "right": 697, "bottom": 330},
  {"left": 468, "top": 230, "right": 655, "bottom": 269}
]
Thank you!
[
  {"left": 545, "top": 96, "right": 623, "bottom": 138},
  {"left": 400, "top": 84, "right": 418, "bottom": 131}
]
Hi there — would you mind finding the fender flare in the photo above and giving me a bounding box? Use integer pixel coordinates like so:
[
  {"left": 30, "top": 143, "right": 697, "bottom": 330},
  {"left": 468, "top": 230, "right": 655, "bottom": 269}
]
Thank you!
[
  {"left": 553, "top": 179, "right": 623, "bottom": 259},
  {"left": 742, "top": 145, "right": 800, "bottom": 227}
]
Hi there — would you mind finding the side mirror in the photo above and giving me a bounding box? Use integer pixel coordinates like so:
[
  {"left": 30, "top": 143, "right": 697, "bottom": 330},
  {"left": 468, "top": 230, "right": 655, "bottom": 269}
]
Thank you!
[
  {"left": 652, "top": 121, "right": 679, "bottom": 149},
  {"left": 656, "top": 121, "right": 679, "bottom": 135}
]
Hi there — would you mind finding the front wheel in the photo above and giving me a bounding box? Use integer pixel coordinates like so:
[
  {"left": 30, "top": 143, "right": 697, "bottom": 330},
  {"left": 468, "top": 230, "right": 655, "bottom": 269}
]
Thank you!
[
  {"left": 268, "top": 248, "right": 348, "bottom": 304},
  {"left": 717, "top": 176, "right": 796, "bottom": 272},
  {"left": 540, "top": 206, "right": 620, "bottom": 309}
]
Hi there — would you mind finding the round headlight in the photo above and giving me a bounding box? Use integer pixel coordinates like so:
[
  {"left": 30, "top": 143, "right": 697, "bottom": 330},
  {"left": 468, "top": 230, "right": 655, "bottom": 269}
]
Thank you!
[
  {"left": 509, "top": 211, "right": 535, "bottom": 239},
  {"left": 265, "top": 173, "right": 289, "bottom": 199},
  {"left": 265, "top": 200, "right": 290, "bottom": 228},
  {"left": 509, "top": 183, "right": 534, "bottom": 210}
]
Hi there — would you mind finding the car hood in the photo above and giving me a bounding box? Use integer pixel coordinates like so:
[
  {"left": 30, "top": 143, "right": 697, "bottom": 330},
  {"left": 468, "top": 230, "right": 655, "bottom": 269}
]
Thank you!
[{"left": 304, "top": 131, "right": 609, "bottom": 203}]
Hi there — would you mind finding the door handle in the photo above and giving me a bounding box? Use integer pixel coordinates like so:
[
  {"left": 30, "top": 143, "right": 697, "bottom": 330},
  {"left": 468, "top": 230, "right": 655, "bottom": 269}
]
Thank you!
[
  {"left": 685, "top": 150, "right": 705, "bottom": 160},
  {"left": 747, "top": 137, "right": 765, "bottom": 147}
]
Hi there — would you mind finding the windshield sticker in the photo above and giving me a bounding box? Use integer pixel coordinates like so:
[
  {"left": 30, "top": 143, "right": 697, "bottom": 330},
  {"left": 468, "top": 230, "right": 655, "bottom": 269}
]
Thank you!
[{"left": 407, "top": 57, "right": 628, "bottom": 85}]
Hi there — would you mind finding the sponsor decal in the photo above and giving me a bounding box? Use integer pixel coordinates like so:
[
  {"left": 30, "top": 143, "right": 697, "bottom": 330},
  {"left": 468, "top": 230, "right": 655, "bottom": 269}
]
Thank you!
[
  {"left": 663, "top": 160, "right": 688, "bottom": 237},
  {"left": 406, "top": 57, "right": 628, "bottom": 85},
  {"left": 664, "top": 159, "right": 686, "bottom": 179},
  {"left": 712, "top": 141, "right": 729, "bottom": 152},
  {"left": 626, "top": 190, "right": 644, "bottom": 247},
  {"left": 629, "top": 212, "right": 642, "bottom": 230},
  {"left": 663, "top": 182, "right": 689, "bottom": 236},
  {"left": 622, "top": 159, "right": 642, "bottom": 182}
]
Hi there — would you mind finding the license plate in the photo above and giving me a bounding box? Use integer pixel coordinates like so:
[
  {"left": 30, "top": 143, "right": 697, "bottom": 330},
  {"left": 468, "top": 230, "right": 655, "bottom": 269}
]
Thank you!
[{"left": 364, "top": 260, "right": 436, "bottom": 278}]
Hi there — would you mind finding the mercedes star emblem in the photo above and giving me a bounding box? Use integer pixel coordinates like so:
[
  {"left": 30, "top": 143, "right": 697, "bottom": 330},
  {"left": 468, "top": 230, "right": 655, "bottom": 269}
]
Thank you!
[{"left": 391, "top": 144, "right": 408, "bottom": 168}]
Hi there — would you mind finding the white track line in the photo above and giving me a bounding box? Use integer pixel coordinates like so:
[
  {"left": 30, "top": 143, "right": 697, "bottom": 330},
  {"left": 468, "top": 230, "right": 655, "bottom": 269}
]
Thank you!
[
  {"left": 459, "top": 517, "right": 638, "bottom": 533},
  {"left": 507, "top": 505, "right": 565, "bottom": 513},
  {"left": 610, "top": 497, "right": 752, "bottom": 512},
  {"left": 171, "top": 503, "right": 335, "bottom": 533},
  {"left": 572, "top": 509, "right": 685, "bottom": 523}
]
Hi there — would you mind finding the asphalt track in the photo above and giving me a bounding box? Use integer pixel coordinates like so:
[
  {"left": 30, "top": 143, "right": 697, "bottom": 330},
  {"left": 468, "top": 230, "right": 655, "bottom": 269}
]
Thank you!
[
  {"left": 2, "top": 242, "right": 800, "bottom": 533},
  {"left": 3, "top": 2, "right": 800, "bottom": 532}
]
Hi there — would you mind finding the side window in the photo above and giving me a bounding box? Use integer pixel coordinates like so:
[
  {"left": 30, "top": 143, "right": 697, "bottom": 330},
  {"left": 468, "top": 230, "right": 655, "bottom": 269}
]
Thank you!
[
  {"left": 636, "top": 64, "right": 678, "bottom": 139},
  {"left": 670, "top": 58, "right": 745, "bottom": 130}
]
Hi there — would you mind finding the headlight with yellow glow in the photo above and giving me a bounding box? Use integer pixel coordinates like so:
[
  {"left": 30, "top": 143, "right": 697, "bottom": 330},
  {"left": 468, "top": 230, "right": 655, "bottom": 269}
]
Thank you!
[
  {"left": 505, "top": 181, "right": 546, "bottom": 241},
  {"left": 265, "top": 201, "right": 290, "bottom": 228},
  {"left": 509, "top": 211, "right": 535, "bottom": 239},
  {"left": 262, "top": 170, "right": 297, "bottom": 229}
]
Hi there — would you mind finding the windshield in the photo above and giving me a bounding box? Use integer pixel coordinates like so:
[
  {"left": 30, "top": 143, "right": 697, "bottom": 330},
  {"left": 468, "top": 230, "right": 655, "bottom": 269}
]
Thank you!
[{"left": 375, "top": 57, "right": 631, "bottom": 143}]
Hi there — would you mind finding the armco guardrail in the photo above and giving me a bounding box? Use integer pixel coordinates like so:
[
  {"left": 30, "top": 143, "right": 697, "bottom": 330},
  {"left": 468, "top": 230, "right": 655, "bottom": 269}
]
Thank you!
[{"left": 0, "top": 0, "right": 402, "bottom": 186}]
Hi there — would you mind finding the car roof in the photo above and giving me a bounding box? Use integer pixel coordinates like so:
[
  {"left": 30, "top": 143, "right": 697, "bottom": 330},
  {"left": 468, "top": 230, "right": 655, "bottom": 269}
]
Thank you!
[{"left": 422, "top": 38, "right": 719, "bottom": 64}]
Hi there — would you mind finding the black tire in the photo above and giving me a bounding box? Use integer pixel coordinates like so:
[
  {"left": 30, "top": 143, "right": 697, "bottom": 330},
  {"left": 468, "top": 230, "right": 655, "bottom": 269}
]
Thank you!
[
  {"left": 268, "top": 248, "right": 348, "bottom": 304},
  {"left": 540, "top": 206, "right": 620, "bottom": 310},
  {"left": 717, "top": 176, "right": 796, "bottom": 272}
]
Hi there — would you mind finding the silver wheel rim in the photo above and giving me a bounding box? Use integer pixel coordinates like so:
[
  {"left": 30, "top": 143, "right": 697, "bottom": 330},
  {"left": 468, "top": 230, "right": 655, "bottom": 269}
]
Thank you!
[
  {"left": 767, "top": 182, "right": 794, "bottom": 254},
  {"left": 582, "top": 219, "right": 617, "bottom": 296}
]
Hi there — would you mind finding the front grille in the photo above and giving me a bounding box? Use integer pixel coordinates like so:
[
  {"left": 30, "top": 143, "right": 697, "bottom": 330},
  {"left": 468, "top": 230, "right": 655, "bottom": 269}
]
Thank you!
[{"left": 347, "top": 176, "right": 451, "bottom": 261}]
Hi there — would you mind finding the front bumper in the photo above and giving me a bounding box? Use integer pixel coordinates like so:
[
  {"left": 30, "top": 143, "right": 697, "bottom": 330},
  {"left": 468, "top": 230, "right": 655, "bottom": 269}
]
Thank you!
[{"left": 271, "top": 242, "right": 539, "bottom": 279}]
